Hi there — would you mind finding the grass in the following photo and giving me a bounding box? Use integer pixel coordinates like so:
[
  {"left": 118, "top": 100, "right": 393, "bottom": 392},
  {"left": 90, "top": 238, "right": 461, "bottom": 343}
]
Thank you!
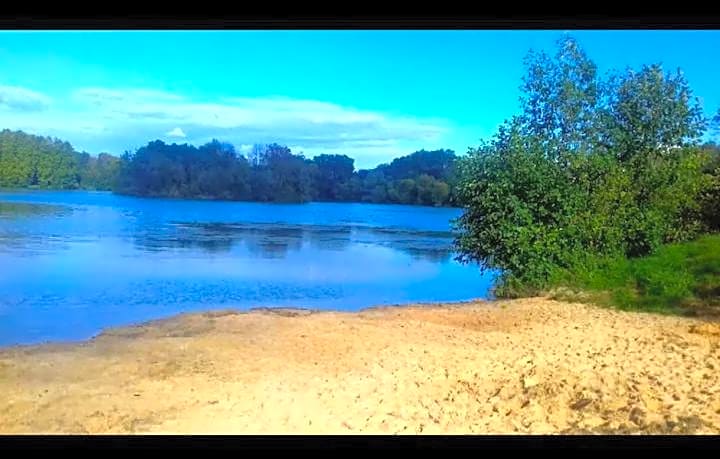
[{"left": 548, "top": 234, "right": 720, "bottom": 316}]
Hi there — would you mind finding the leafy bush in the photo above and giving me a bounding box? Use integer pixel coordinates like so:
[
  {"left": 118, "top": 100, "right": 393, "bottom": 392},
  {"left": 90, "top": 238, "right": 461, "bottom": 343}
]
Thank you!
[{"left": 453, "top": 36, "right": 713, "bottom": 299}]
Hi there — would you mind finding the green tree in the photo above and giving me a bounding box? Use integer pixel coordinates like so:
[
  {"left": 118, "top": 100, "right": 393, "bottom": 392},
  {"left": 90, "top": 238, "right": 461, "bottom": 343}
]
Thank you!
[
  {"left": 313, "top": 154, "right": 355, "bottom": 200},
  {"left": 430, "top": 179, "right": 450, "bottom": 206},
  {"left": 78, "top": 152, "right": 121, "bottom": 190},
  {"left": 520, "top": 35, "right": 600, "bottom": 155},
  {"left": 602, "top": 64, "right": 705, "bottom": 161},
  {"left": 700, "top": 142, "right": 720, "bottom": 232},
  {"left": 454, "top": 35, "right": 712, "bottom": 296},
  {"left": 3, "top": 128, "right": 460, "bottom": 207},
  {"left": 0, "top": 129, "right": 93, "bottom": 189}
]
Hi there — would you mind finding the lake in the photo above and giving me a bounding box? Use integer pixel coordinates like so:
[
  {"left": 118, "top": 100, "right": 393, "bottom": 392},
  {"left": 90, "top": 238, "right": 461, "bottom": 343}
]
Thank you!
[{"left": 0, "top": 191, "right": 495, "bottom": 346}]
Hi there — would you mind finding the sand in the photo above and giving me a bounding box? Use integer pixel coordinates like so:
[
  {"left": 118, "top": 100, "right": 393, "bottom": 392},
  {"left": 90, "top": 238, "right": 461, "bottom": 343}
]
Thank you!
[{"left": 1, "top": 298, "right": 719, "bottom": 434}]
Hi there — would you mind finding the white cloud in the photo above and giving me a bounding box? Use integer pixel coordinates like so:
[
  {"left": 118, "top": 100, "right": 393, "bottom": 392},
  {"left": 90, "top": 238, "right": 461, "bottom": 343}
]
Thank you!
[
  {"left": 0, "top": 84, "right": 52, "bottom": 111},
  {"left": 0, "top": 86, "right": 454, "bottom": 168},
  {"left": 166, "top": 127, "right": 186, "bottom": 138},
  {"left": 75, "top": 87, "right": 184, "bottom": 105}
]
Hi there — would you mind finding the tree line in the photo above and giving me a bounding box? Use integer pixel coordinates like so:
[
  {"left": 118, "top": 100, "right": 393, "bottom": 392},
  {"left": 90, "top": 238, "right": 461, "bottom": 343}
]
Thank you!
[
  {"left": 0, "top": 129, "right": 120, "bottom": 190},
  {"left": 115, "top": 141, "right": 457, "bottom": 206},
  {"left": 453, "top": 35, "right": 720, "bottom": 297},
  {"left": 0, "top": 129, "right": 458, "bottom": 207}
]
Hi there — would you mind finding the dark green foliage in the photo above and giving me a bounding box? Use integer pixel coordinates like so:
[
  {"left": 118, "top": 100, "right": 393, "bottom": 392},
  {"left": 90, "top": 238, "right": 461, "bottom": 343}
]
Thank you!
[
  {"left": 454, "top": 35, "right": 716, "bottom": 299},
  {"left": 376, "top": 149, "right": 456, "bottom": 181},
  {"left": 115, "top": 139, "right": 252, "bottom": 200},
  {"left": 1, "top": 127, "right": 459, "bottom": 206},
  {"left": 313, "top": 154, "right": 355, "bottom": 201},
  {"left": 77, "top": 152, "right": 121, "bottom": 190},
  {"left": 114, "top": 140, "right": 457, "bottom": 205},
  {"left": 700, "top": 142, "right": 720, "bottom": 232},
  {"left": 355, "top": 149, "right": 457, "bottom": 206},
  {"left": 257, "top": 144, "right": 317, "bottom": 203},
  {"left": 455, "top": 124, "right": 588, "bottom": 295},
  {"left": 416, "top": 174, "right": 450, "bottom": 206}
]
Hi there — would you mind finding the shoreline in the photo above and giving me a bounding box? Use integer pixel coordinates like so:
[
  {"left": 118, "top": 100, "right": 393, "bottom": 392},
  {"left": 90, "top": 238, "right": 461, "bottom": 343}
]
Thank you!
[
  {"left": 0, "top": 189, "right": 461, "bottom": 209},
  {"left": 0, "top": 299, "right": 490, "bottom": 351},
  {"left": 1, "top": 297, "right": 719, "bottom": 434}
]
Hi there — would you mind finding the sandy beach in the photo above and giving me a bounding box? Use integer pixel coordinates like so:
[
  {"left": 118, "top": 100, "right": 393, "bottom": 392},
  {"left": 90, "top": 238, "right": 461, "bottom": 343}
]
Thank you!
[{"left": 1, "top": 298, "right": 719, "bottom": 434}]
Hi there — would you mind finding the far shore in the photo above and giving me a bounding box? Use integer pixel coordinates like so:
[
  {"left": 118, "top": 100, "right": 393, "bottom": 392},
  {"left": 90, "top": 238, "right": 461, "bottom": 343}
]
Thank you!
[
  {"left": 0, "top": 188, "right": 460, "bottom": 209},
  {"left": 1, "top": 298, "right": 719, "bottom": 434}
]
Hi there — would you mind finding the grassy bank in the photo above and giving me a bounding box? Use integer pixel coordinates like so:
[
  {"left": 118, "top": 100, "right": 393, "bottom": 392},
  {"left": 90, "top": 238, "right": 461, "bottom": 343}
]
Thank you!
[{"left": 546, "top": 235, "right": 720, "bottom": 316}]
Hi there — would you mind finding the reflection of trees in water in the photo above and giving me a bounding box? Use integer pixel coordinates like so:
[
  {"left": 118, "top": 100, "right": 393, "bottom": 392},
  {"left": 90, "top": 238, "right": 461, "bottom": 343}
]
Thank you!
[
  {"left": 392, "top": 246, "right": 453, "bottom": 263},
  {"left": 241, "top": 226, "right": 305, "bottom": 258},
  {"left": 134, "top": 223, "right": 303, "bottom": 256},
  {"left": 303, "top": 225, "right": 353, "bottom": 252},
  {"left": 0, "top": 201, "right": 70, "bottom": 218},
  {"left": 0, "top": 231, "right": 24, "bottom": 250},
  {"left": 0, "top": 201, "right": 456, "bottom": 261},
  {"left": 133, "top": 221, "right": 455, "bottom": 262},
  {"left": 0, "top": 201, "right": 74, "bottom": 253},
  {"left": 362, "top": 226, "right": 455, "bottom": 262},
  {"left": 136, "top": 233, "right": 235, "bottom": 254}
]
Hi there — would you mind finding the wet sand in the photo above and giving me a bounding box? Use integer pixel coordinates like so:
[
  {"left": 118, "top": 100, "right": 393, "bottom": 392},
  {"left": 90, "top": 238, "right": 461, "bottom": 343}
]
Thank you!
[{"left": 1, "top": 298, "right": 719, "bottom": 434}]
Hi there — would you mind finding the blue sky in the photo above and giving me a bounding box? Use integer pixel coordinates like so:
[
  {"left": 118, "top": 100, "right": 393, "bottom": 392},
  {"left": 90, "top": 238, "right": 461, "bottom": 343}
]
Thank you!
[{"left": 1, "top": 30, "right": 719, "bottom": 169}]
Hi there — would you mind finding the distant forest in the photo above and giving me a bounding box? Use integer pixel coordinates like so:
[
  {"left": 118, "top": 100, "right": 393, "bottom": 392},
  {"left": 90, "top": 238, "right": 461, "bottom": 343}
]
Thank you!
[
  {"left": 0, "top": 130, "right": 120, "bottom": 191},
  {"left": 0, "top": 129, "right": 457, "bottom": 206}
]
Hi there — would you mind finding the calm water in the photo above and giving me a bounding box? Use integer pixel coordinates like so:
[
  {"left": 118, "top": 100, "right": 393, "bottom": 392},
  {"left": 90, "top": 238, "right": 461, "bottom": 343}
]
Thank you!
[{"left": 0, "top": 191, "right": 495, "bottom": 346}]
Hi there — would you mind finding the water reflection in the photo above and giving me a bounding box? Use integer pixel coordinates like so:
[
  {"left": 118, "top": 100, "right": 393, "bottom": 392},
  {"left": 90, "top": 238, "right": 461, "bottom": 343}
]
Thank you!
[
  {"left": 0, "top": 201, "right": 70, "bottom": 219},
  {"left": 133, "top": 222, "right": 455, "bottom": 261},
  {"left": 0, "top": 202, "right": 74, "bottom": 253},
  {"left": 0, "top": 191, "right": 494, "bottom": 346}
]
